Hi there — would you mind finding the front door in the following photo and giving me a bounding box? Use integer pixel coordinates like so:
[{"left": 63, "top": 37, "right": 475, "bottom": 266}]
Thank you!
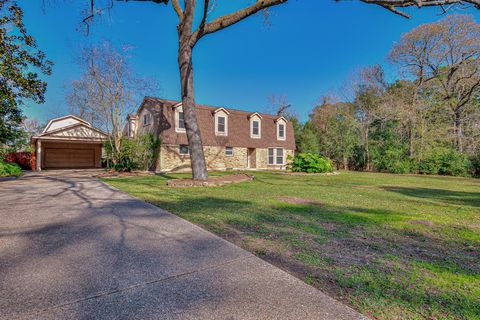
[{"left": 247, "top": 148, "right": 256, "bottom": 169}]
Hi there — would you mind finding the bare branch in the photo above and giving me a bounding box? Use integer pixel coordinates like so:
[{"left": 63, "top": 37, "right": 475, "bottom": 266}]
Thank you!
[
  {"left": 191, "top": 0, "right": 287, "bottom": 45},
  {"left": 357, "top": 0, "right": 480, "bottom": 18}
]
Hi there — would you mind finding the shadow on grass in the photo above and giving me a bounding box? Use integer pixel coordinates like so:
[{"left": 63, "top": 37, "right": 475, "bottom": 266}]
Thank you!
[{"left": 382, "top": 186, "right": 480, "bottom": 208}]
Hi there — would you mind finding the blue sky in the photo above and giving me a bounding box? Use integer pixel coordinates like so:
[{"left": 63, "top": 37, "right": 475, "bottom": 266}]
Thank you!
[{"left": 20, "top": 0, "right": 479, "bottom": 123}]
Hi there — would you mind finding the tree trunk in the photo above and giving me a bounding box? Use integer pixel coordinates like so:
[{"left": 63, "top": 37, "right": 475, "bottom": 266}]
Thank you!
[
  {"left": 454, "top": 108, "right": 463, "bottom": 153},
  {"left": 178, "top": 25, "right": 208, "bottom": 180},
  {"left": 364, "top": 127, "right": 371, "bottom": 171}
]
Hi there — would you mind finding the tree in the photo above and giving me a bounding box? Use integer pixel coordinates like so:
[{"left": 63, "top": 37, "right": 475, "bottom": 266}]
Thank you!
[
  {"left": 390, "top": 14, "right": 480, "bottom": 152},
  {"left": 81, "top": 0, "right": 479, "bottom": 180},
  {"left": 0, "top": 0, "right": 52, "bottom": 146},
  {"left": 352, "top": 65, "right": 386, "bottom": 170},
  {"left": 67, "top": 41, "right": 154, "bottom": 163}
]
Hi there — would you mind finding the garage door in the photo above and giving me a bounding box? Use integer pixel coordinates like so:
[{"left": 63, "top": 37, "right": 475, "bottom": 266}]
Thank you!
[{"left": 44, "top": 147, "right": 95, "bottom": 169}]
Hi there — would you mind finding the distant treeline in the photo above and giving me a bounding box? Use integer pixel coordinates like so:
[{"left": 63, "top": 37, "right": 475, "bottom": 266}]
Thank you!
[{"left": 289, "top": 14, "right": 480, "bottom": 177}]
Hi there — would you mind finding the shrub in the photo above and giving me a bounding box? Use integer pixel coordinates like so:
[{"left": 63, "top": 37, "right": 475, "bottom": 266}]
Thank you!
[
  {"left": 288, "top": 153, "right": 333, "bottom": 173},
  {"left": 104, "top": 134, "right": 160, "bottom": 172},
  {"left": 471, "top": 154, "right": 480, "bottom": 178},
  {"left": 0, "top": 161, "right": 22, "bottom": 177},
  {"left": 372, "top": 148, "right": 416, "bottom": 174},
  {"left": 419, "top": 148, "right": 470, "bottom": 176}
]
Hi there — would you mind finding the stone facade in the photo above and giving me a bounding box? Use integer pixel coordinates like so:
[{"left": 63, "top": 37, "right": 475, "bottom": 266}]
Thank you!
[{"left": 157, "top": 145, "right": 294, "bottom": 172}]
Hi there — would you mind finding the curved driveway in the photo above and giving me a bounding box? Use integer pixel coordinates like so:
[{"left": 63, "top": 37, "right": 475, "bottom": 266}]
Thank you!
[{"left": 0, "top": 171, "right": 364, "bottom": 320}]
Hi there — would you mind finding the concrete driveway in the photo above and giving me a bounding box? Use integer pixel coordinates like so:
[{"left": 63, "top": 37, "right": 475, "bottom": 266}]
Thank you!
[{"left": 0, "top": 171, "right": 364, "bottom": 320}]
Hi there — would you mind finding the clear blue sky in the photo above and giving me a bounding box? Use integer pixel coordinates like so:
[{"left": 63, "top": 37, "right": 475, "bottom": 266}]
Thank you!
[{"left": 20, "top": 0, "right": 480, "bottom": 123}]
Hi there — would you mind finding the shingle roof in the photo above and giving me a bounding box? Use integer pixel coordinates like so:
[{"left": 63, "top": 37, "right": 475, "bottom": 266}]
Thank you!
[{"left": 139, "top": 97, "right": 296, "bottom": 150}]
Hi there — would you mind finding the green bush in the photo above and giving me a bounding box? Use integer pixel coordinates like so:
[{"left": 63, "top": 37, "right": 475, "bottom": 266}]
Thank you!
[
  {"left": 471, "top": 154, "right": 480, "bottom": 177},
  {"left": 0, "top": 161, "right": 22, "bottom": 177},
  {"left": 288, "top": 153, "right": 333, "bottom": 173},
  {"left": 372, "top": 148, "right": 417, "bottom": 174},
  {"left": 104, "top": 134, "right": 160, "bottom": 172},
  {"left": 419, "top": 148, "right": 470, "bottom": 176}
]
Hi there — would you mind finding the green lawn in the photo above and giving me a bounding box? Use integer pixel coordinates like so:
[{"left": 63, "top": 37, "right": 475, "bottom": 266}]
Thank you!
[{"left": 102, "top": 171, "right": 480, "bottom": 320}]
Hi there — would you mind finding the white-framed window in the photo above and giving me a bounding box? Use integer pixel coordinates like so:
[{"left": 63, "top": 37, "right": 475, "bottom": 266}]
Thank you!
[
  {"left": 276, "top": 119, "right": 286, "bottom": 141},
  {"left": 225, "top": 146, "right": 234, "bottom": 156},
  {"left": 143, "top": 113, "right": 152, "bottom": 126},
  {"left": 217, "top": 116, "right": 226, "bottom": 134},
  {"left": 278, "top": 123, "right": 285, "bottom": 139},
  {"left": 179, "top": 144, "right": 189, "bottom": 155},
  {"left": 214, "top": 109, "right": 229, "bottom": 136},
  {"left": 175, "top": 106, "right": 186, "bottom": 133},
  {"left": 268, "top": 148, "right": 275, "bottom": 165},
  {"left": 268, "top": 148, "right": 284, "bottom": 165},
  {"left": 178, "top": 111, "right": 185, "bottom": 129},
  {"left": 249, "top": 114, "right": 262, "bottom": 139}
]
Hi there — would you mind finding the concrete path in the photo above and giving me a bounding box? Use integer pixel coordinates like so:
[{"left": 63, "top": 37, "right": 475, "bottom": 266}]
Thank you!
[{"left": 0, "top": 170, "right": 365, "bottom": 320}]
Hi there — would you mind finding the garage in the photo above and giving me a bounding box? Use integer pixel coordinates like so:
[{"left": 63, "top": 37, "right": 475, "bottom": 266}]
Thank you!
[
  {"left": 43, "top": 143, "right": 98, "bottom": 169},
  {"left": 32, "top": 115, "right": 108, "bottom": 171}
]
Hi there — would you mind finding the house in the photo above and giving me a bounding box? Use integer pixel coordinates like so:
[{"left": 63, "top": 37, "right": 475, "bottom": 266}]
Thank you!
[
  {"left": 126, "top": 97, "right": 296, "bottom": 172},
  {"left": 32, "top": 115, "right": 108, "bottom": 171}
]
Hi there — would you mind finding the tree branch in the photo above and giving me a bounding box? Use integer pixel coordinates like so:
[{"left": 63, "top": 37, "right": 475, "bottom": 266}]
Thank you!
[
  {"left": 191, "top": 0, "right": 288, "bottom": 45},
  {"left": 357, "top": 0, "right": 480, "bottom": 18}
]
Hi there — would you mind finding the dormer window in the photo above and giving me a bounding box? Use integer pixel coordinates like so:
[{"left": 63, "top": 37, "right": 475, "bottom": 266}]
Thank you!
[
  {"left": 252, "top": 121, "right": 259, "bottom": 135},
  {"left": 178, "top": 110, "right": 185, "bottom": 129},
  {"left": 143, "top": 113, "right": 152, "bottom": 126},
  {"left": 276, "top": 117, "right": 287, "bottom": 141},
  {"left": 214, "top": 107, "right": 229, "bottom": 136},
  {"left": 217, "top": 116, "right": 226, "bottom": 134},
  {"left": 249, "top": 112, "right": 263, "bottom": 139},
  {"left": 174, "top": 104, "right": 186, "bottom": 133}
]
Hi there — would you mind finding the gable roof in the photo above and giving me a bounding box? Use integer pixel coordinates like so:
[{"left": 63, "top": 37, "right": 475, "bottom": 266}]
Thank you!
[
  {"left": 34, "top": 115, "right": 108, "bottom": 141},
  {"left": 138, "top": 97, "right": 296, "bottom": 150},
  {"left": 42, "top": 115, "right": 91, "bottom": 134}
]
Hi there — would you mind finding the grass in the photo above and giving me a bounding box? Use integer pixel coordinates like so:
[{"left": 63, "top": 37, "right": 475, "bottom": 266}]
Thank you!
[{"left": 102, "top": 171, "right": 480, "bottom": 320}]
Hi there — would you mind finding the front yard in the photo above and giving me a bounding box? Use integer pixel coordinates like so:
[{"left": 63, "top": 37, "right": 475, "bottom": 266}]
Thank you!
[{"left": 102, "top": 171, "right": 480, "bottom": 320}]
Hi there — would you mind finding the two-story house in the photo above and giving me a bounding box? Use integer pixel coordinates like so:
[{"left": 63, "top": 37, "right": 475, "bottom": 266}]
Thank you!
[{"left": 126, "top": 97, "right": 296, "bottom": 172}]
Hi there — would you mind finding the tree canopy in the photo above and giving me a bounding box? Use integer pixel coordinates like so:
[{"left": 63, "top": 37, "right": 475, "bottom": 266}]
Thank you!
[{"left": 0, "top": 0, "right": 52, "bottom": 147}]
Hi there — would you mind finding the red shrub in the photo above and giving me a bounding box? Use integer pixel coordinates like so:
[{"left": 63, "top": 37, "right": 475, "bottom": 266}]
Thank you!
[{"left": 5, "top": 152, "right": 32, "bottom": 170}]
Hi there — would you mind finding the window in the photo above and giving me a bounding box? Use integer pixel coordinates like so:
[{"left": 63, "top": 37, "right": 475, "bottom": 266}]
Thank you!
[
  {"left": 249, "top": 114, "right": 262, "bottom": 139},
  {"left": 268, "top": 148, "right": 284, "bottom": 165},
  {"left": 143, "top": 113, "right": 151, "bottom": 126},
  {"left": 278, "top": 124, "right": 285, "bottom": 139},
  {"left": 175, "top": 106, "right": 186, "bottom": 132},
  {"left": 214, "top": 109, "right": 229, "bottom": 136},
  {"left": 217, "top": 116, "right": 226, "bottom": 133},
  {"left": 252, "top": 121, "right": 259, "bottom": 135},
  {"left": 276, "top": 148, "right": 284, "bottom": 164},
  {"left": 179, "top": 144, "right": 189, "bottom": 155},
  {"left": 225, "top": 147, "right": 234, "bottom": 156},
  {"left": 276, "top": 119, "right": 286, "bottom": 140},
  {"left": 268, "top": 148, "right": 275, "bottom": 165},
  {"left": 178, "top": 111, "right": 185, "bottom": 129}
]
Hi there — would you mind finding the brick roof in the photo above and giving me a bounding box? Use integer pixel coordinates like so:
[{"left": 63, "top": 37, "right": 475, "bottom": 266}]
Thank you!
[{"left": 139, "top": 97, "right": 296, "bottom": 150}]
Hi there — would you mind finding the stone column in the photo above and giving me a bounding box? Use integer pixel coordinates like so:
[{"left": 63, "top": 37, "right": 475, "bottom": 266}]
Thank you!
[{"left": 36, "top": 140, "right": 42, "bottom": 172}]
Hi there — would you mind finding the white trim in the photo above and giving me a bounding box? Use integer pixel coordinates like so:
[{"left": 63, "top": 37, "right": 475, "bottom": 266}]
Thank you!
[
  {"left": 268, "top": 147, "right": 285, "bottom": 165},
  {"left": 214, "top": 110, "right": 228, "bottom": 136},
  {"left": 179, "top": 144, "right": 190, "bottom": 155},
  {"left": 276, "top": 119, "right": 286, "bottom": 141},
  {"left": 213, "top": 107, "right": 230, "bottom": 115},
  {"left": 42, "top": 115, "right": 91, "bottom": 134},
  {"left": 248, "top": 112, "right": 263, "bottom": 119},
  {"left": 225, "top": 146, "right": 234, "bottom": 156},
  {"left": 250, "top": 115, "right": 261, "bottom": 139},
  {"left": 175, "top": 106, "right": 186, "bottom": 133}
]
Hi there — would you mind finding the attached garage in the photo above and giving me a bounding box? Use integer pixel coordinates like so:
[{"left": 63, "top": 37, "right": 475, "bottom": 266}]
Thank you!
[{"left": 32, "top": 116, "right": 108, "bottom": 171}]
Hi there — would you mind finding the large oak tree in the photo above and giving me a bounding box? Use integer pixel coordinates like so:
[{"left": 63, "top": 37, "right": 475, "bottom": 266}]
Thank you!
[{"left": 83, "top": 0, "right": 480, "bottom": 179}]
